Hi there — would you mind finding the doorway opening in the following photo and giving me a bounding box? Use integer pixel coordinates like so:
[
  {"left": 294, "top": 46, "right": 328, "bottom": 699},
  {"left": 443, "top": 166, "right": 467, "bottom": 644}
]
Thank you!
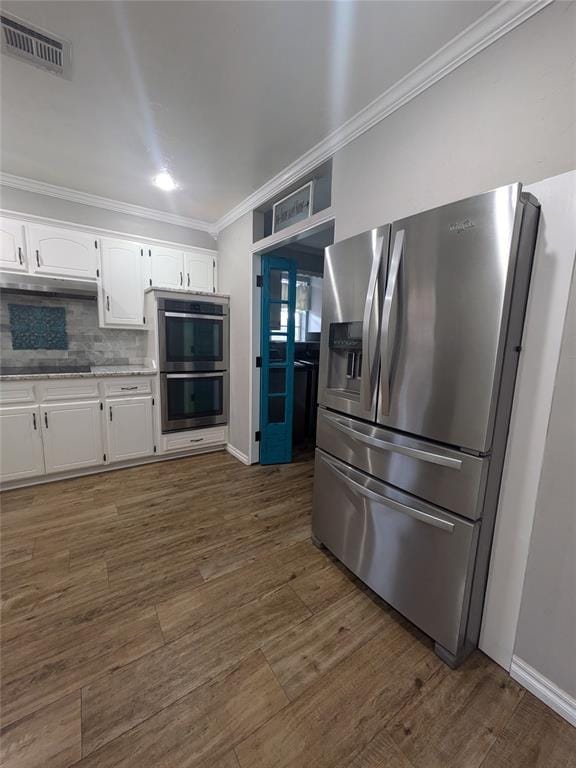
[{"left": 258, "top": 222, "right": 334, "bottom": 464}]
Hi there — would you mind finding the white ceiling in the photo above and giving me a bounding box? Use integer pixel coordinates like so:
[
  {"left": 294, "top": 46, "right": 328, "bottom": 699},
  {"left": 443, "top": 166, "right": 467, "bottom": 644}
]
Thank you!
[{"left": 1, "top": 1, "right": 497, "bottom": 224}]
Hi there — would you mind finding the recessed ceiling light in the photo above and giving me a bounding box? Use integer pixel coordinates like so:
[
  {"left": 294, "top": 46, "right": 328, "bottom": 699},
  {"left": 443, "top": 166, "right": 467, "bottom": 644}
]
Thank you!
[{"left": 153, "top": 171, "right": 177, "bottom": 191}]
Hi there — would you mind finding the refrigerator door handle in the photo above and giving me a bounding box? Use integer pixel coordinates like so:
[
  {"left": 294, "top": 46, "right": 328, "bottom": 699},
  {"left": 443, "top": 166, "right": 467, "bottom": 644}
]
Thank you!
[
  {"left": 361, "top": 234, "right": 384, "bottom": 411},
  {"left": 328, "top": 458, "right": 455, "bottom": 533},
  {"left": 380, "top": 229, "right": 405, "bottom": 416},
  {"left": 326, "top": 412, "right": 463, "bottom": 470}
]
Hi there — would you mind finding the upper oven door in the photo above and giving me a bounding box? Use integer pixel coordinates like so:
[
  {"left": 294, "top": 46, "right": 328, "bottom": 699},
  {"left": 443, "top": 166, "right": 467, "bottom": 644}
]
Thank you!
[{"left": 159, "top": 311, "right": 229, "bottom": 372}]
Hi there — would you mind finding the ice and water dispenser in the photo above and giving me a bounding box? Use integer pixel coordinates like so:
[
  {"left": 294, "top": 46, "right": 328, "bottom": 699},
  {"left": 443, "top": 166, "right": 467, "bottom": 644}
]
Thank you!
[{"left": 327, "top": 321, "right": 363, "bottom": 395}]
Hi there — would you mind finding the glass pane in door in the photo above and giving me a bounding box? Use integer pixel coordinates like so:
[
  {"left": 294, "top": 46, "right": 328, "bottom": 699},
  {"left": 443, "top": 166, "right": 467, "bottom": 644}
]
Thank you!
[{"left": 260, "top": 255, "right": 296, "bottom": 464}]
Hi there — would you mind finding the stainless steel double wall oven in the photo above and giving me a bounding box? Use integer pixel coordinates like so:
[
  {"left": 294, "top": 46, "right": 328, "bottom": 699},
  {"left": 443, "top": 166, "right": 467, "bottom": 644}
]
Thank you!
[
  {"left": 313, "top": 184, "right": 541, "bottom": 666},
  {"left": 158, "top": 296, "right": 229, "bottom": 431}
]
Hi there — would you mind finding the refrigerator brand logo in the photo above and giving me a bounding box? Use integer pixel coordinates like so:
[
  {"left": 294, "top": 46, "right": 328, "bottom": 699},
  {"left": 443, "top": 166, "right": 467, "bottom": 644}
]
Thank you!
[{"left": 449, "top": 218, "right": 475, "bottom": 234}]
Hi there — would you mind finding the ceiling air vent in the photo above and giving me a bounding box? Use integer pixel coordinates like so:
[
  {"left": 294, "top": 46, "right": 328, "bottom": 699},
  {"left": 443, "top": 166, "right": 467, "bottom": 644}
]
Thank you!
[{"left": 1, "top": 13, "right": 71, "bottom": 77}]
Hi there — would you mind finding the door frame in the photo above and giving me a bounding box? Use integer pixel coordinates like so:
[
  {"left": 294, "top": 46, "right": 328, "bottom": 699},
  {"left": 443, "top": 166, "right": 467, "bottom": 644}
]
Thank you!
[{"left": 249, "top": 211, "right": 335, "bottom": 464}]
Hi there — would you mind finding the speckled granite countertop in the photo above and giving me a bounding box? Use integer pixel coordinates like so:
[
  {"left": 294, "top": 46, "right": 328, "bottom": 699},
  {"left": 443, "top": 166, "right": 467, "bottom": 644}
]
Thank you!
[{"left": 0, "top": 365, "right": 157, "bottom": 381}]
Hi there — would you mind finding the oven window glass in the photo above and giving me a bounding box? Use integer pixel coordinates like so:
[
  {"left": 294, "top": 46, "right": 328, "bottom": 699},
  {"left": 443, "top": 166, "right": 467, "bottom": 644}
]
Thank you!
[
  {"left": 167, "top": 376, "right": 224, "bottom": 421},
  {"left": 165, "top": 317, "right": 223, "bottom": 363}
]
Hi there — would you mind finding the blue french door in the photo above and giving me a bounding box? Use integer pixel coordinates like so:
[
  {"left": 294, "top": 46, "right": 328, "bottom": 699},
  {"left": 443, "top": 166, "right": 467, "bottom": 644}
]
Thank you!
[{"left": 259, "top": 255, "right": 296, "bottom": 464}]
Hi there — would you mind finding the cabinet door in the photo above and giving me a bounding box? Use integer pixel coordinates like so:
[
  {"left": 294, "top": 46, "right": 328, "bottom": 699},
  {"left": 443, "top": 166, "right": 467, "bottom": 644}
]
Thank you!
[
  {"left": 0, "top": 218, "right": 28, "bottom": 273},
  {"left": 0, "top": 406, "right": 45, "bottom": 482},
  {"left": 28, "top": 224, "right": 97, "bottom": 279},
  {"left": 150, "top": 246, "right": 184, "bottom": 289},
  {"left": 41, "top": 400, "right": 104, "bottom": 474},
  {"left": 106, "top": 396, "right": 154, "bottom": 462},
  {"left": 101, "top": 238, "right": 145, "bottom": 328},
  {"left": 185, "top": 251, "right": 215, "bottom": 293}
]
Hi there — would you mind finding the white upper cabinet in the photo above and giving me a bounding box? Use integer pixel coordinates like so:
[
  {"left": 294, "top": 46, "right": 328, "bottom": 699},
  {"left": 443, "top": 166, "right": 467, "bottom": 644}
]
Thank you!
[
  {"left": 0, "top": 406, "right": 45, "bottom": 482},
  {"left": 185, "top": 250, "right": 216, "bottom": 293},
  {"left": 100, "top": 238, "right": 146, "bottom": 328},
  {"left": 0, "top": 218, "right": 28, "bottom": 273},
  {"left": 150, "top": 245, "right": 185, "bottom": 290},
  {"left": 105, "top": 396, "right": 154, "bottom": 462},
  {"left": 41, "top": 400, "right": 104, "bottom": 474},
  {"left": 28, "top": 223, "right": 98, "bottom": 280}
]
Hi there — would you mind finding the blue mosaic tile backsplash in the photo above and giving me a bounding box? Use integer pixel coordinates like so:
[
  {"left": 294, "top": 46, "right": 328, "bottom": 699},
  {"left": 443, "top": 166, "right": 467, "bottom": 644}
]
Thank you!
[{"left": 9, "top": 304, "right": 68, "bottom": 350}]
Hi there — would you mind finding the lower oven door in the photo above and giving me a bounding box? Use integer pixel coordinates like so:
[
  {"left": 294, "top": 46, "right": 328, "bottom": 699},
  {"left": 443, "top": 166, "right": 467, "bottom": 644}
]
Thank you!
[
  {"left": 161, "top": 372, "right": 228, "bottom": 432},
  {"left": 312, "top": 448, "right": 479, "bottom": 655}
]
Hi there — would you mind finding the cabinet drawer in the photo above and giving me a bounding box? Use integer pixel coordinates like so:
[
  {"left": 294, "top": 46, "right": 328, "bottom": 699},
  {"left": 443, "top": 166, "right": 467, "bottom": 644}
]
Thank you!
[
  {"left": 103, "top": 378, "right": 153, "bottom": 397},
  {"left": 161, "top": 426, "right": 226, "bottom": 454},
  {"left": 40, "top": 380, "right": 100, "bottom": 401},
  {"left": 0, "top": 381, "right": 36, "bottom": 404},
  {"left": 312, "top": 449, "right": 479, "bottom": 655}
]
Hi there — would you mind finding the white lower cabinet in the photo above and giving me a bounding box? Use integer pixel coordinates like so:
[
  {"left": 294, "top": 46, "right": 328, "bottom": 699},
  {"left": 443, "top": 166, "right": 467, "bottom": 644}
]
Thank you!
[
  {"left": 41, "top": 400, "right": 104, "bottom": 474},
  {"left": 0, "top": 406, "right": 45, "bottom": 482},
  {"left": 106, "top": 396, "right": 154, "bottom": 462}
]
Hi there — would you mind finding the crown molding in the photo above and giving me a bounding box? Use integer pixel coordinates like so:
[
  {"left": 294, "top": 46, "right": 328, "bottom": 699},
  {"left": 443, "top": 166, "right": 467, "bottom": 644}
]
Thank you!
[
  {"left": 215, "top": 0, "right": 553, "bottom": 234},
  {"left": 0, "top": 172, "right": 217, "bottom": 235}
]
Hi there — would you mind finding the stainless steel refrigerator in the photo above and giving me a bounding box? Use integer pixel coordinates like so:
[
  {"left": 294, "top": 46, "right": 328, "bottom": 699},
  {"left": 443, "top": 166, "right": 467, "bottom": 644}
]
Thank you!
[{"left": 312, "top": 183, "right": 540, "bottom": 666}]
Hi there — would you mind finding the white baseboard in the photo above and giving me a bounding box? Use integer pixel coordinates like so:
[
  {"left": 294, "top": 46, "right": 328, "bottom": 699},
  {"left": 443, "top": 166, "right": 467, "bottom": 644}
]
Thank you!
[
  {"left": 510, "top": 656, "right": 576, "bottom": 727},
  {"left": 226, "top": 443, "right": 252, "bottom": 465}
]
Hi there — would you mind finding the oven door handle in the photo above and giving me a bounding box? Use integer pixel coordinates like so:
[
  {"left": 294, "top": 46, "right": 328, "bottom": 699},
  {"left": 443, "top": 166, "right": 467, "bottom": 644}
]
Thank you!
[
  {"left": 165, "top": 372, "right": 226, "bottom": 379},
  {"left": 164, "top": 312, "right": 225, "bottom": 320}
]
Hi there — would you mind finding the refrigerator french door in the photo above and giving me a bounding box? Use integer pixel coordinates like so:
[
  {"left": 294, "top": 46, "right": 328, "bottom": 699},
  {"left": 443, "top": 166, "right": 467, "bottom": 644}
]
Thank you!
[
  {"left": 317, "top": 225, "right": 390, "bottom": 422},
  {"left": 313, "top": 184, "right": 541, "bottom": 666}
]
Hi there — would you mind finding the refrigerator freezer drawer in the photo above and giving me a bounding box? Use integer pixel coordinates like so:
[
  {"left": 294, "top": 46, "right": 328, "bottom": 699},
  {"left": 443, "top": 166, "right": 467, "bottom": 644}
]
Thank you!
[
  {"left": 316, "top": 408, "right": 488, "bottom": 520},
  {"left": 312, "top": 449, "right": 480, "bottom": 656}
]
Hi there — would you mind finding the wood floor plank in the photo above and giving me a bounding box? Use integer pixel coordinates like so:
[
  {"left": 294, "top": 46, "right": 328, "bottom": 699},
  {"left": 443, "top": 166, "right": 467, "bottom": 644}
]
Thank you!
[
  {"left": 346, "top": 730, "right": 415, "bottom": 768},
  {"left": 197, "top": 751, "right": 241, "bottom": 768},
  {"left": 156, "top": 539, "right": 326, "bottom": 642},
  {"left": 106, "top": 546, "right": 204, "bottom": 604},
  {"left": 77, "top": 652, "right": 288, "bottom": 768},
  {"left": 0, "top": 692, "right": 81, "bottom": 768},
  {"left": 481, "top": 691, "right": 576, "bottom": 768},
  {"left": 386, "top": 652, "right": 525, "bottom": 768},
  {"left": 235, "top": 619, "right": 442, "bottom": 768},
  {"left": 1, "top": 597, "right": 164, "bottom": 727},
  {"left": 289, "top": 559, "right": 358, "bottom": 614},
  {"left": 0, "top": 540, "right": 34, "bottom": 567},
  {"left": 82, "top": 585, "right": 310, "bottom": 755},
  {"left": 262, "top": 589, "right": 393, "bottom": 700},
  {"left": 1, "top": 561, "right": 108, "bottom": 626}
]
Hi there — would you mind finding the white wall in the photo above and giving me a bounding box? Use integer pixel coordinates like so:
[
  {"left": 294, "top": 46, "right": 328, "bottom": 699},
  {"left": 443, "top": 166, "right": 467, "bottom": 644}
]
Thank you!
[
  {"left": 333, "top": 1, "right": 576, "bottom": 240},
  {"left": 217, "top": 211, "right": 254, "bottom": 460},
  {"left": 480, "top": 171, "right": 576, "bottom": 680},
  {"left": 0, "top": 186, "right": 216, "bottom": 250},
  {"left": 514, "top": 262, "right": 576, "bottom": 701}
]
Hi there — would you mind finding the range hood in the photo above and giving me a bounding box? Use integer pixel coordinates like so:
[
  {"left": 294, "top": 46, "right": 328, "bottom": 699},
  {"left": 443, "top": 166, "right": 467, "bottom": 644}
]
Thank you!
[{"left": 0, "top": 273, "right": 98, "bottom": 299}]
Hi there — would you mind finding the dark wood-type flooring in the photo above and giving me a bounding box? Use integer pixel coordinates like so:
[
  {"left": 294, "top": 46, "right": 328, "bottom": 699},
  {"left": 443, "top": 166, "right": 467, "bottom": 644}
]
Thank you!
[{"left": 1, "top": 451, "right": 574, "bottom": 767}]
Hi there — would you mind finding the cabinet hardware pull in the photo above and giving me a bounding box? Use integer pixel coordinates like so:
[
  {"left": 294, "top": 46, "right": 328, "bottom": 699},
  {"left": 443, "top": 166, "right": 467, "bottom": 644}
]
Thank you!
[
  {"left": 190, "top": 438, "right": 203, "bottom": 443},
  {"left": 109, "top": 407, "right": 113, "bottom": 422},
  {"left": 106, "top": 295, "right": 110, "bottom": 312},
  {"left": 44, "top": 412, "right": 48, "bottom": 429},
  {"left": 18, "top": 247, "right": 23, "bottom": 265},
  {"left": 120, "top": 386, "right": 138, "bottom": 390},
  {"left": 187, "top": 273, "right": 190, "bottom": 287},
  {"left": 180, "top": 271, "right": 183, "bottom": 286},
  {"left": 36, "top": 250, "right": 41, "bottom": 267},
  {"left": 32, "top": 412, "right": 37, "bottom": 430}
]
